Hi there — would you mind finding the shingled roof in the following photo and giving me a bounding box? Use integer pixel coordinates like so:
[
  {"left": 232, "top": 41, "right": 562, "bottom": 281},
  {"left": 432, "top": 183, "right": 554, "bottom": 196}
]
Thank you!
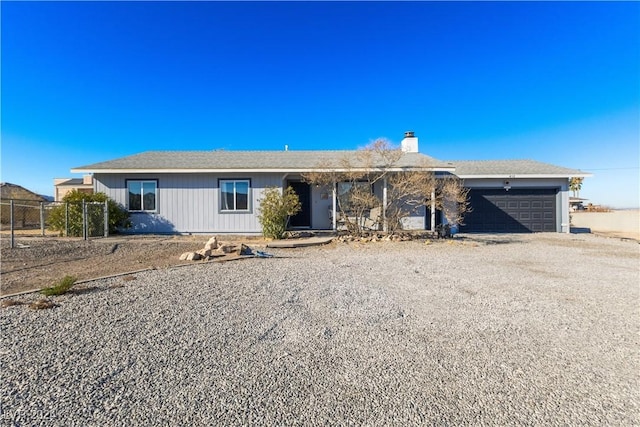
[
  {"left": 71, "top": 150, "right": 454, "bottom": 173},
  {"left": 71, "top": 151, "right": 590, "bottom": 179},
  {"left": 450, "top": 159, "right": 591, "bottom": 178}
]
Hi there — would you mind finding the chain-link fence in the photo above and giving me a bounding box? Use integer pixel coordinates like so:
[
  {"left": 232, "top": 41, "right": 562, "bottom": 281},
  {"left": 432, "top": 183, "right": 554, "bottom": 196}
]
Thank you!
[{"left": 0, "top": 199, "right": 109, "bottom": 248}]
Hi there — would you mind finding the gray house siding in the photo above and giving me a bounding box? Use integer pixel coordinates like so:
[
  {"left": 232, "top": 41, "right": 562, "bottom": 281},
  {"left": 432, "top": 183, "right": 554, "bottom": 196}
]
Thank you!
[
  {"left": 310, "top": 184, "right": 333, "bottom": 230},
  {"left": 94, "top": 172, "right": 283, "bottom": 234},
  {"left": 462, "top": 178, "right": 570, "bottom": 233},
  {"left": 401, "top": 205, "right": 427, "bottom": 230},
  {"left": 92, "top": 173, "right": 572, "bottom": 235},
  {"left": 372, "top": 180, "right": 427, "bottom": 230}
]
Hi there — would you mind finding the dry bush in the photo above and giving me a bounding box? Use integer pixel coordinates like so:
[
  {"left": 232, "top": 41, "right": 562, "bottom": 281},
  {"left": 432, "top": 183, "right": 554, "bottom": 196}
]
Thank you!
[
  {"left": 438, "top": 175, "right": 471, "bottom": 226},
  {"left": 1, "top": 299, "right": 24, "bottom": 308},
  {"left": 585, "top": 203, "right": 611, "bottom": 212},
  {"left": 29, "top": 299, "right": 59, "bottom": 310}
]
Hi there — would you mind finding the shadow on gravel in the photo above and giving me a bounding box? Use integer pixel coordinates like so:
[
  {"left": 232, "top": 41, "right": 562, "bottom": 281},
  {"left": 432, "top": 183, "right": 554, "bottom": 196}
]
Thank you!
[{"left": 68, "top": 286, "right": 103, "bottom": 296}]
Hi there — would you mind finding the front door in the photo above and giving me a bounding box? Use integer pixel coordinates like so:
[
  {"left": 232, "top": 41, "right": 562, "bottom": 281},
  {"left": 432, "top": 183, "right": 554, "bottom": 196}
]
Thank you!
[{"left": 288, "top": 182, "right": 311, "bottom": 228}]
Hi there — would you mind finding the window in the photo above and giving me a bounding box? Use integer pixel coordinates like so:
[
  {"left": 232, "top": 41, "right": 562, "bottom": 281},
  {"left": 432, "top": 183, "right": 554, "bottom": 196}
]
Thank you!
[
  {"left": 127, "top": 180, "right": 157, "bottom": 212},
  {"left": 220, "top": 179, "right": 250, "bottom": 212},
  {"left": 337, "top": 181, "right": 372, "bottom": 212}
]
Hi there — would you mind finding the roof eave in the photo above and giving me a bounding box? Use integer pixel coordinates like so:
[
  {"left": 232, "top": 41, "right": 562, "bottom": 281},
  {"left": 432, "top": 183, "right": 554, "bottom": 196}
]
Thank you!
[
  {"left": 55, "top": 183, "right": 93, "bottom": 188},
  {"left": 456, "top": 173, "right": 593, "bottom": 179},
  {"left": 71, "top": 166, "right": 457, "bottom": 174}
]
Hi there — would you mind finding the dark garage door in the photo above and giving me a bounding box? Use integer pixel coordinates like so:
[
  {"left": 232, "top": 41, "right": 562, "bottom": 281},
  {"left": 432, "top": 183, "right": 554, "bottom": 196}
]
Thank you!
[{"left": 461, "top": 188, "right": 558, "bottom": 233}]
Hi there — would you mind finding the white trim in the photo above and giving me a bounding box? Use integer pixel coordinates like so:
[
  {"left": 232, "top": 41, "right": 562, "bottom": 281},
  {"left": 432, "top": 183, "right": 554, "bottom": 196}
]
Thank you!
[
  {"left": 127, "top": 179, "right": 158, "bottom": 213},
  {"left": 71, "top": 167, "right": 457, "bottom": 174},
  {"left": 430, "top": 191, "right": 436, "bottom": 231},
  {"left": 456, "top": 173, "right": 592, "bottom": 179},
  {"left": 382, "top": 176, "right": 388, "bottom": 232},
  {"left": 332, "top": 184, "right": 337, "bottom": 231},
  {"left": 219, "top": 179, "right": 251, "bottom": 212}
]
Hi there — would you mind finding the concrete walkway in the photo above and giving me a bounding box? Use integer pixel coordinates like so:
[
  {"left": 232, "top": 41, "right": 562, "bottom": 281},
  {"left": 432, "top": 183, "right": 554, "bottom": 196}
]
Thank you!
[{"left": 266, "top": 236, "right": 334, "bottom": 248}]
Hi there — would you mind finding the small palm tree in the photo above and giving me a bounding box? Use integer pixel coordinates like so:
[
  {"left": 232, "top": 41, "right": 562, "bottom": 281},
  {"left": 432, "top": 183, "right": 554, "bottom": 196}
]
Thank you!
[{"left": 569, "top": 177, "right": 584, "bottom": 198}]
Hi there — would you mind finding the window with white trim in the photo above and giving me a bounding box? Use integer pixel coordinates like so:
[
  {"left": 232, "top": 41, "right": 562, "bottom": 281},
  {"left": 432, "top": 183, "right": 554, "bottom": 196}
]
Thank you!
[
  {"left": 127, "top": 180, "right": 157, "bottom": 212},
  {"left": 220, "top": 179, "right": 250, "bottom": 212}
]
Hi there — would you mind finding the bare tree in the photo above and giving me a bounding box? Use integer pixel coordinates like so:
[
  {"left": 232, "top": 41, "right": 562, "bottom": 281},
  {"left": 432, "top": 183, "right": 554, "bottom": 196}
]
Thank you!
[
  {"left": 385, "top": 166, "right": 438, "bottom": 233},
  {"left": 437, "top": 175, "right": 471, "bottom": 227},
  {"left": 303, "top": 139, "right": 471, "bottom": 236},
  {"left": 304, "top": 139, "right": 402, "bottom": 234}
]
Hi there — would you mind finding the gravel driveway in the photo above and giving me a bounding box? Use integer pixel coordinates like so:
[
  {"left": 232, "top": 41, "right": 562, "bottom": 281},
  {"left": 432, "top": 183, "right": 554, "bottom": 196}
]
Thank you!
[{"left": 1, "top": 233, "right": 638, "bottom": 425}]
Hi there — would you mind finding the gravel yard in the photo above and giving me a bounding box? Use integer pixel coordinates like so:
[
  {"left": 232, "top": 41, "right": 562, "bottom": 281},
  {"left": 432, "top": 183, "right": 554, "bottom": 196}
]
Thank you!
[{"left": 1, "top": 233, "right": 638, "bottom": 425}]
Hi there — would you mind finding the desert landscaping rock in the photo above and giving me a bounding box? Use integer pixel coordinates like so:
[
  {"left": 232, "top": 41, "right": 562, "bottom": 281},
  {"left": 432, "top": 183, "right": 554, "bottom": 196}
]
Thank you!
[
  {"left": 204, "top": 236, "right": 219, "bottom": 250},
  {"left": 1, "top": 233, "right": 638, "bottom": 425},
  {"left": 196, "top": 248, "right": 212, "bottom": 258},
  {"left": 180, "top": 239, "right": 254, "bottom": 263}
]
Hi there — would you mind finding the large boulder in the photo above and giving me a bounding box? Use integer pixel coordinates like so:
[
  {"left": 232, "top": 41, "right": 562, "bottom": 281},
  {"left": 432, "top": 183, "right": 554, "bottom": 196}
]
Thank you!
[
  {"left": 186, "top": 252, "right": 202, "bottom": 261},
  {"left": 180, "top": 252, "right": 202, "bottom": 261},
  {"left": 196, "top": 248, "right": 212, "bottom": 258},
  {"left": 217, "top": 244, "right": 237, "bottom": 254},
  {"left": 204, "top": 236, "right": 219, "bottom": 250}
]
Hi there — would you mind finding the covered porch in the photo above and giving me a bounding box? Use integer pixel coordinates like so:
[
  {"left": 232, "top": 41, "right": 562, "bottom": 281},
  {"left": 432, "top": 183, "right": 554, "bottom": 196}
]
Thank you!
[{"left": 284, "top": 175, "right": 441, "bottom": 233}]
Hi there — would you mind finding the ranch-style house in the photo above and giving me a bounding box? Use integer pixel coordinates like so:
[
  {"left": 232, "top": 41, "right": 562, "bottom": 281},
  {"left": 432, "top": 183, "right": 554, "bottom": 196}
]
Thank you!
[{"left": 71, "top": 132, "right": 590, "bottom": 235}]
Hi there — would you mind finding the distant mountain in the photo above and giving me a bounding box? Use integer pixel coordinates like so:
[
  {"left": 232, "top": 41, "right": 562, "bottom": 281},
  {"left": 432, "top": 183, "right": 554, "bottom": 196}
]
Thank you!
[
  {"left": 0, "top": 183, "right": 47, "bottom": 202},
  {"left": 38, "top": 194, "right": 55, "bottom": 202}
]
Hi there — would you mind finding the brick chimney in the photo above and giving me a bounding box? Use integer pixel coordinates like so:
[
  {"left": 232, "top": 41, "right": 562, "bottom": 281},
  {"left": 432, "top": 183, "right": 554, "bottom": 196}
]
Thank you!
[{"left": 401, "top": 131, "right": 418, "bottom": 153}]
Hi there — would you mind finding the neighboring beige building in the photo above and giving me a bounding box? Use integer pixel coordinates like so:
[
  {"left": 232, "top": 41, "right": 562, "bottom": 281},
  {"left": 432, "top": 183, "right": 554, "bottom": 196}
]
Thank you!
[{"left": 53, "top": 175, "right": 94, "bottom": 201}]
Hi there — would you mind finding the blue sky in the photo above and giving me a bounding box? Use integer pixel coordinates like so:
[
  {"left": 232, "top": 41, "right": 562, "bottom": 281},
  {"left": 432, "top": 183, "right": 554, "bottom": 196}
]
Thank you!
[{"left": 2, "top": 1, "right": 639, "bottom": 208}]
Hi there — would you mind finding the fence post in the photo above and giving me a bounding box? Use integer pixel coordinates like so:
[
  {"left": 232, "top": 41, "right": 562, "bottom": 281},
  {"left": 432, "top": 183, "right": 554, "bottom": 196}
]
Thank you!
[
  {"left": 10, "top": 200, "right": 15, "bottom": 249},
  {"left": 65, "top": 203, "right": 69, "bottom": 237},
  {"left": 82, "top": 200, "right": 87, "bottom": 240},
  {"left": 104, "top": 200, "right": 109, "bottom": 237},
  {"left": 40, "top": 201, "right": 45, "bottom": 236}
]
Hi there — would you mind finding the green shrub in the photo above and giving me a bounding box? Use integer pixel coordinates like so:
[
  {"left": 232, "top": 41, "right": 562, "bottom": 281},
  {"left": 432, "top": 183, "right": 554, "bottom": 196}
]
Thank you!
[
  {"left": 41, "top": 275, "right": 77, "bottom": 296},
  {"left": 257, "top": 186, "right": 301, "bottom": 239},
  {"left": 48, "top": 190, "right": 131, "bottom": 236}
]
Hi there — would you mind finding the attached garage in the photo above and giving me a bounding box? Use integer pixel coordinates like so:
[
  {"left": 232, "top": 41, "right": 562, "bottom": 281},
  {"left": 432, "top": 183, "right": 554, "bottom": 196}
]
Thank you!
[
  {"left": 460, "top": 188, "right": 557, "bottom": 233},
  {"left": 451, "top": 159, "right": 592, "bottom": 234}
]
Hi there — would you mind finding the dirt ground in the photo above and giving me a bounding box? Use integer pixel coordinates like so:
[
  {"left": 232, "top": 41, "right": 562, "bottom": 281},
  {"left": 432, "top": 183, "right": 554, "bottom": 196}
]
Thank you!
[{"left": 0, "top": 234, "right": 268, "bottom": 296}]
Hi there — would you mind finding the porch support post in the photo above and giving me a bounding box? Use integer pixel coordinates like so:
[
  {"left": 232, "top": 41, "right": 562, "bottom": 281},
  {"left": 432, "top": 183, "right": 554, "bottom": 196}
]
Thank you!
[
  {"left": 430, "top": 190, "right": 436, "bottom": 231},
  {"left": 382, "top": 176, "right": 388, "bottom": 232},
  {"left": 332, "top": 182, "right": 337, "bottom": 231}
]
